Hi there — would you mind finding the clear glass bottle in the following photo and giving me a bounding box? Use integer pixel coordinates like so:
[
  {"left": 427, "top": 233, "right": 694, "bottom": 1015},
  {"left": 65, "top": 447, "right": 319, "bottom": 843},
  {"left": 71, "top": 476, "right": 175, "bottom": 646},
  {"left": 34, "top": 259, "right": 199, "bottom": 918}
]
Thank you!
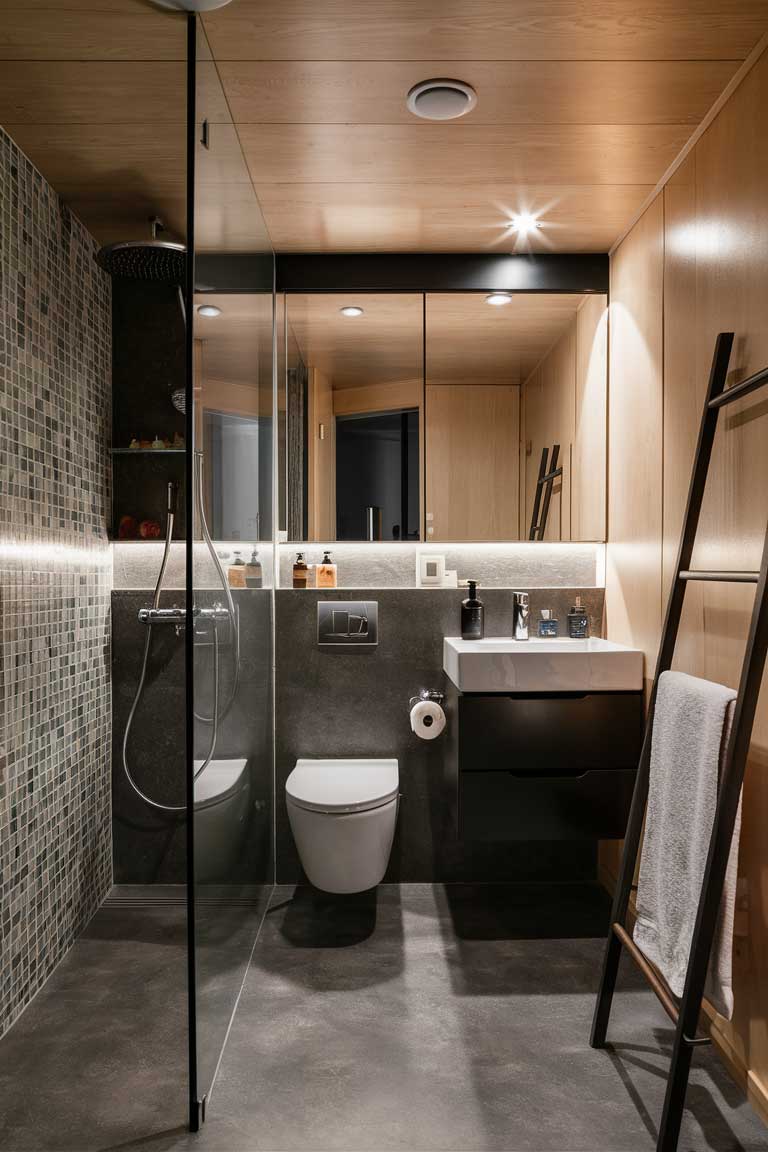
[
  {"left": 538, "top": 608, "right": 559, "bottom": 637},
  {"left": 244, "top": 548, "right": 263, "bottom": 588},
  {"left": 228, "top": 550, "right": 246, "bottom": 588}
]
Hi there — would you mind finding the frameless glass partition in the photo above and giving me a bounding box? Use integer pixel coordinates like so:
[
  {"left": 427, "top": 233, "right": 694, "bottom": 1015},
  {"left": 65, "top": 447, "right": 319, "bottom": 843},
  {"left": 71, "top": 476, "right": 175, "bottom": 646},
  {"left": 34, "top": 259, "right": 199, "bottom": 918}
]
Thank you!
[{"left": 187, "top": 17, "right": 275, "bottom": 1124}]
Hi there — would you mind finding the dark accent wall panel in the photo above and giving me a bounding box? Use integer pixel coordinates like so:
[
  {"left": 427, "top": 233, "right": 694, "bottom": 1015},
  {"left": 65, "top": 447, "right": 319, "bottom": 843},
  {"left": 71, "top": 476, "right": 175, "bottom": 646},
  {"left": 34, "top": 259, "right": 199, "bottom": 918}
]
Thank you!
[{"left": 275, "top": 588, "right": 604, "bottom": 883}]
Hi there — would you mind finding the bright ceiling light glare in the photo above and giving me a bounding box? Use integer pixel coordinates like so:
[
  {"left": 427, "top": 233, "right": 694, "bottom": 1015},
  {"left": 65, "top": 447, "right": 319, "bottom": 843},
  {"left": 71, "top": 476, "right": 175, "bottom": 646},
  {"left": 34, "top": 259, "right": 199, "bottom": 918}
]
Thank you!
[
  {"left": 197, "top": 304, "right": 222, "bottom": 317},
  {"left": 508, "top": 213, "right": 541, "bottom": 236},
  {"left": 339, "top": 306, "right": 364, "bottom": 317},
  {"left": 485, "top": 292, "right": 513, "bottom": 307},
  {"left": 406, "top": 79, "right": 477, "bottom": 121}
]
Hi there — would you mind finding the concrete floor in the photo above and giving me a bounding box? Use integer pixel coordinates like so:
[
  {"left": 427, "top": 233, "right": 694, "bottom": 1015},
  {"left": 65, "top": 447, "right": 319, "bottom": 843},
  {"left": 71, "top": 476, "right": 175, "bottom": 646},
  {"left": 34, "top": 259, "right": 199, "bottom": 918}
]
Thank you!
[{"left": 0, "top": 883, "right": 765, "bottom": 1152}]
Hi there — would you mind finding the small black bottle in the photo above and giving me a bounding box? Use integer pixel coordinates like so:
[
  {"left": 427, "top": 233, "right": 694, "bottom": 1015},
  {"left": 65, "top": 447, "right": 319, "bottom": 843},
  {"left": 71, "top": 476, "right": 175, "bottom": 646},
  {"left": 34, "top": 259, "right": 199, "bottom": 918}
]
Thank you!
[{"left": 461, "top": 580, "right": 484, "bottom": 640}]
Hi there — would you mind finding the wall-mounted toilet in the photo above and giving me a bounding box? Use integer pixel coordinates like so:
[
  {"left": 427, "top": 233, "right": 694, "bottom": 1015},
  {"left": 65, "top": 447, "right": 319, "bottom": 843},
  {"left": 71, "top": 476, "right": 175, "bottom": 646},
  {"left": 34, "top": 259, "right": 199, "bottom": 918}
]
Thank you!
[
  {"left": 194, "top": 757, "right": 250, "bottom": 882},
  {"left": 286, "top": 758, "right": 399, "bottom": 893}
]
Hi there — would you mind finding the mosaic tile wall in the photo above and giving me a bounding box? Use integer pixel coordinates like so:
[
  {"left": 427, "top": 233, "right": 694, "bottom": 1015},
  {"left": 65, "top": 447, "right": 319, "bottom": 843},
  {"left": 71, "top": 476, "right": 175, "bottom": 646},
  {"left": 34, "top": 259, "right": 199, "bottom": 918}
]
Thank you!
[{"left": 0, "top": 128, "right": 112, "bottom": 1036}]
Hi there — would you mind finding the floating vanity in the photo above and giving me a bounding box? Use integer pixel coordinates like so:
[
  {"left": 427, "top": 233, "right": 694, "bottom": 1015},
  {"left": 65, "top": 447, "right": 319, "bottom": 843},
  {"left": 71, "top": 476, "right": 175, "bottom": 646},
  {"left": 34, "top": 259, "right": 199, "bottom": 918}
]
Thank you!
[{"left": 442, "top": 636, "right": 644, "bottom": 841}]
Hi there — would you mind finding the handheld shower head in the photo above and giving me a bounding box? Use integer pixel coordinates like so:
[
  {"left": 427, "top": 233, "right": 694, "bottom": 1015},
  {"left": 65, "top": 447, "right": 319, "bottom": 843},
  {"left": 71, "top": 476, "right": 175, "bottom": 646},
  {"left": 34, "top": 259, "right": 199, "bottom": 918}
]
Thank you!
[{"left": 167, "top": 481, "right": 179, "bottom": 517}]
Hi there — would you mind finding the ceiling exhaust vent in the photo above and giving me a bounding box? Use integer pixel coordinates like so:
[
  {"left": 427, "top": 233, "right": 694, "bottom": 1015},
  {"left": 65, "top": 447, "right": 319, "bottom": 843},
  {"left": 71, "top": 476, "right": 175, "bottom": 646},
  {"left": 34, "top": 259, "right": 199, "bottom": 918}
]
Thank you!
[{"left": 406, "top": 79, "right": 477, "bottom": 121}]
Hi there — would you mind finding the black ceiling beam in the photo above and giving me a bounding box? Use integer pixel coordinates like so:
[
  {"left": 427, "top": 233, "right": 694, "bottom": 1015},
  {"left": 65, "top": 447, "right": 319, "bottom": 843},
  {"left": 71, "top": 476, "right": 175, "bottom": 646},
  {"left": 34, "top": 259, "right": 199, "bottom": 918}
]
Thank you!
[{"left": 275, "top": 252, "right": 608, "bottom": 294}]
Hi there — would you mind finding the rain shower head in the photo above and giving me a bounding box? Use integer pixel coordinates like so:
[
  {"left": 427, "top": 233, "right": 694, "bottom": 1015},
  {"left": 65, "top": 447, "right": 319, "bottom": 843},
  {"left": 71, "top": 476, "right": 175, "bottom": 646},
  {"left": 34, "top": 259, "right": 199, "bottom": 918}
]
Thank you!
[
  {"left": 95, "top": 217, "right": 186, "bottom": 285},
  {"left": 96, "top": 240, "right": 186, "bottom": 284}
]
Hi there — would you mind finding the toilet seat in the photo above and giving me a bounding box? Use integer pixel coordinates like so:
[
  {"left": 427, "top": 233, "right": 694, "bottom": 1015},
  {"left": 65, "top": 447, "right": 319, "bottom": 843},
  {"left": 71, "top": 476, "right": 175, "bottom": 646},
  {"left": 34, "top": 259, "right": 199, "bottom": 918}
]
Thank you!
[
  {"left": 194, "top": 758, "right": 248, "bottom": 810},
  {"left": 286, "top": 758, "right": 398, "bottom": 815}
]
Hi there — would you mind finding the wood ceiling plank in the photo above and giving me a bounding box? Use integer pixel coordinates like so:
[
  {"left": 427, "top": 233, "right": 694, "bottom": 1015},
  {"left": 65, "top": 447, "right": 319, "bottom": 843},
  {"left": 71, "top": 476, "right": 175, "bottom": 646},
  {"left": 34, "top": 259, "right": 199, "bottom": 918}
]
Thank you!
[
  {"left": 0, "top": 61, "right": 230, "bottom": 123},
  {"left": 203, "top": 0, "right": 768, "bottom": 62},
  {"left": 426, "top": 292, "right": 584, "bottom": 385},
  {"left": 287, "top": 294, "right": 424, "bottom": 389},
  {"left": 5, "top": 122, "right": 250, "bottom": 194},
  {"left": 255, "top": 182, "right": 654, "bottom": 253},
  {"left": 239, "top": 123, "right": 692, "bottom": 187},
  {"left": 219, "top": 59, "right": 741, "bottom": 126},
  {"left": 0, "top": 10, "right": 185, "bottom": 60}
]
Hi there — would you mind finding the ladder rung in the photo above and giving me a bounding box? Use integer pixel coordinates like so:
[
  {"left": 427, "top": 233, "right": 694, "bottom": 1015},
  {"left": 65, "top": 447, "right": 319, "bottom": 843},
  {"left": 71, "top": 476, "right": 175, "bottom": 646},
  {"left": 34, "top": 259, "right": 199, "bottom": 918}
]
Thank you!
[
  {"left": 613, "top": 924, "right": 679, "bottom": 1025},
  {"left": 708, "top": 363, "right": 768, "bottom": 409},
  {"left": 679, "top": 570, "right": 760, "bottom": 583},
  {"left": 612, "top": 924, "right": 712, "bottom": 1047}
]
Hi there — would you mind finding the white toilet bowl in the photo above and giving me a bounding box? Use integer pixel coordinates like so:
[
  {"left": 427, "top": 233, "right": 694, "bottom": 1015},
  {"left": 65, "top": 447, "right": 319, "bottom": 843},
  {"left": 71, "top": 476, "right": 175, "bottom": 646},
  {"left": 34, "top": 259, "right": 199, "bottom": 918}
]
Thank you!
[
  {"left": 193, "top": 757, "right": 250, "bottom": 882},
  {"left": 286, "top": 758, "right": 399, "bottom": 893}
]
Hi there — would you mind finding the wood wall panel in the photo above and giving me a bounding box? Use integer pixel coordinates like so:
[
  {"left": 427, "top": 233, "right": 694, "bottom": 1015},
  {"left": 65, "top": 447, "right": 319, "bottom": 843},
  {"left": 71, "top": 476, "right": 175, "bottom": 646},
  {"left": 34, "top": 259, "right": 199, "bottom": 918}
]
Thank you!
[
  {"left": 425, "top": 385, "right": 519, "bottom": 542},
  {"left": 606, "top": 195, "right": 665, "bottom": 672},
  {"left": 573, "top": 296, "right": 608, "bottom": 542},
  {"left": 307, "top": 367, "right": 336, "bottom": 541},
  {"left": 607, "top": 45, "right": 768, "bottom": 1126}
]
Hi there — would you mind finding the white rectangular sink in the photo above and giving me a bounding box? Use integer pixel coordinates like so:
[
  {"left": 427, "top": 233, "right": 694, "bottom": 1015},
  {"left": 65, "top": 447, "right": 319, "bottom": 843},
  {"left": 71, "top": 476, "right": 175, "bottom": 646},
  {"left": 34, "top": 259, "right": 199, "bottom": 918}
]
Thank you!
[{"left": 443, "top": 636, "right": 643, "bottom": 693}]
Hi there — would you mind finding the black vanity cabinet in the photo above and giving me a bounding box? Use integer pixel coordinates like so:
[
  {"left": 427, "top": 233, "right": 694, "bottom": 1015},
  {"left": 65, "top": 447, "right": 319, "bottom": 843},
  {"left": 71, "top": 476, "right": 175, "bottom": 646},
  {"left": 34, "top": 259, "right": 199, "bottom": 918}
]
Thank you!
[{"left": 443, "top": 682, "right": 643, "bottom": 841}]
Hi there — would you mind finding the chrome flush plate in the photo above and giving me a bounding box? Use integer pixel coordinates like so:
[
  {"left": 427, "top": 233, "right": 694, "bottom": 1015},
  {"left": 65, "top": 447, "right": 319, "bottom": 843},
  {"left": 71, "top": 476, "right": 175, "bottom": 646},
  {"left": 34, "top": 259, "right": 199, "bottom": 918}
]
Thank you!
[{"left": 317, "top": 601, "right": 378, "bottom": 647}]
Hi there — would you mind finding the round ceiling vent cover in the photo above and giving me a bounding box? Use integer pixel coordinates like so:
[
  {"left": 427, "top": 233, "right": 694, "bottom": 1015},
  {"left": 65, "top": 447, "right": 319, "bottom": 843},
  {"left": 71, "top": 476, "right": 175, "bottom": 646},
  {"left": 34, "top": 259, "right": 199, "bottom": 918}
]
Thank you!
[{"left": 406, "top": 79, "right": 477, "bottom": 121}]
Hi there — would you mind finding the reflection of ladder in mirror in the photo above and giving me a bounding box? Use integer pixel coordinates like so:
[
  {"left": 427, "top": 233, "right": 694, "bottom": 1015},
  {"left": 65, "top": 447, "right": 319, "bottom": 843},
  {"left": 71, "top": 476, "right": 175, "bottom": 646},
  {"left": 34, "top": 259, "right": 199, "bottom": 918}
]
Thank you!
[
  {"left": 590, "top": 331, "right": 768, "bottom": 1152},
  {"left": 528, "top": 444, "right": 563, "bottom": 540}
]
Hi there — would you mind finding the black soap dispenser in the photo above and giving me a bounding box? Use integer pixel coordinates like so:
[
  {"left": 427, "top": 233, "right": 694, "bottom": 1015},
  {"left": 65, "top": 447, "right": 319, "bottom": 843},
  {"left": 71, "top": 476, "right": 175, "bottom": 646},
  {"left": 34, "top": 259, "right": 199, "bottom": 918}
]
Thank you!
[
  {"left": 567, "top": 595, "right": 590, "bottom": 638},
  {"left": 461, "top": 581, "right": 484, "bottom": 640}
]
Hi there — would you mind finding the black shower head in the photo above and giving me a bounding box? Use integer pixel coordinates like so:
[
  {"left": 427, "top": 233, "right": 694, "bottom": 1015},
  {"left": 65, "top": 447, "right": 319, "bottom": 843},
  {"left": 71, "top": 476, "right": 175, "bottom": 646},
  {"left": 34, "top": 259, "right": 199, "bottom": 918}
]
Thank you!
[{"left": 96, "top": 239, "right": 186, "bottom": 285}]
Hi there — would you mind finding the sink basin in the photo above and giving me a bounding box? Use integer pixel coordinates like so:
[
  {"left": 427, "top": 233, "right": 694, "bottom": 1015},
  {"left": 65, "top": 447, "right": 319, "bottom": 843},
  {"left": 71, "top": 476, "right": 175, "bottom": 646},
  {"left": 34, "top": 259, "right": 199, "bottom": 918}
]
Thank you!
[{"left": 443, "top": 636, "right": 643, "bottom": 693}]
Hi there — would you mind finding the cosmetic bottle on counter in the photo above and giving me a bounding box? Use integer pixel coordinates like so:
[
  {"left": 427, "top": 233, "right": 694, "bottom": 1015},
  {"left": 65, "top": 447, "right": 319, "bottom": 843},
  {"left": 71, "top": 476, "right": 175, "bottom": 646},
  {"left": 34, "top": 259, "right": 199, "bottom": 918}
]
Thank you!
[
  {"left": 316, "top": 551, "right": 338, "bottom": 588},
  {"left": 461, "top": 580, "right": 484, "bottom": 640},
  {"left": 292, "top": 553, "right": 308, "bottom": 589},
  {"left": 567, "top": 595, "right": 589, "bottom": 638},
  {"left": 538, "top": 608, "right": 559, "bottom": 637},
  {"left": 244, "top": 549, "right": 263, "bottom": 588},
  {"left": 228, "top": 551, "right": 246, "bottom": 588}
]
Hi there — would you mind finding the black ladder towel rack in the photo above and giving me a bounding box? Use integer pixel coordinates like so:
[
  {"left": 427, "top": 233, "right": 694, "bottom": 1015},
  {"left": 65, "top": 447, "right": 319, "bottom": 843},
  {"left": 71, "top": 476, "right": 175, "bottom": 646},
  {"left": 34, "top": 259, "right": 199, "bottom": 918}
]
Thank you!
[
  {"left": 528, "top": 443, "right": 563, "bottom": 540},
  {"left": 590, "top": 331, "right": 768, "bottom": 1152}
]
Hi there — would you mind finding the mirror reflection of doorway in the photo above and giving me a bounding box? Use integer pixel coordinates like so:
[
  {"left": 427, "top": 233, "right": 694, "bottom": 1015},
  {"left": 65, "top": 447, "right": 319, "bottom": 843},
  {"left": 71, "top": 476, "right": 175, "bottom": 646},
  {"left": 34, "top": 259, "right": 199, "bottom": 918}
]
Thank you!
[{"left": 335, "top": 409, "right": 419, "bottom": 541}]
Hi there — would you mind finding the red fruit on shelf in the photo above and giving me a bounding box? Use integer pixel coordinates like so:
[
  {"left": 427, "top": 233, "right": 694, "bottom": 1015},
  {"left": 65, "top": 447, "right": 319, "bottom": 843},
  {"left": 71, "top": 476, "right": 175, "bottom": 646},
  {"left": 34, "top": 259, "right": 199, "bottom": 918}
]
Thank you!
[{"left": 139, "top": 520, "right": 162, "bottom": 539}]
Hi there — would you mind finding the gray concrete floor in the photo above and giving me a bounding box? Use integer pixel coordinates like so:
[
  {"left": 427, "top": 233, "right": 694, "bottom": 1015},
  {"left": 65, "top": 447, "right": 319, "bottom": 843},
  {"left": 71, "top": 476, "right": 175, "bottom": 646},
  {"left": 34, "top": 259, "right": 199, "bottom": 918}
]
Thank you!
[{"left": 1, "top": 883, "right": 766, "bottom": 1152}]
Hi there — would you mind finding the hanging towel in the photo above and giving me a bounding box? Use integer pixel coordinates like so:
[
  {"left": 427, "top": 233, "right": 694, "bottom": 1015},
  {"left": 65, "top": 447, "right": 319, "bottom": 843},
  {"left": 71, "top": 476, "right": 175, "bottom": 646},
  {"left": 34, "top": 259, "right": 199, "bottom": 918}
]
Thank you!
[{"left": 633, "top": 669, "right": 740, "bottom": 1020}]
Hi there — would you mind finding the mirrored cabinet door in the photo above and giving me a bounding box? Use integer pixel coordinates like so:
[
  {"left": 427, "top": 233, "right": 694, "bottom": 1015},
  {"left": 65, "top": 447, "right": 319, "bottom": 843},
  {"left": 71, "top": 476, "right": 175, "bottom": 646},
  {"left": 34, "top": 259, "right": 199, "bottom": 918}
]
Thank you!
[
  {"left": 282, "top": 293, "right": 424, "bottom": 543},
  {"left": 281, "top": 290, "right": 608, "bottom": 545}
]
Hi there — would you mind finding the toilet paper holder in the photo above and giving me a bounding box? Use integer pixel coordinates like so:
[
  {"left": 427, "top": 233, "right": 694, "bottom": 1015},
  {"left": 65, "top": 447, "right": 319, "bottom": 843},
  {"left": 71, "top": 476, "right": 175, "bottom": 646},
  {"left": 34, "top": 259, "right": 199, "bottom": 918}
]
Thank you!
[{"left": 408, "top": 689, "right": 445, "bottom": 711}]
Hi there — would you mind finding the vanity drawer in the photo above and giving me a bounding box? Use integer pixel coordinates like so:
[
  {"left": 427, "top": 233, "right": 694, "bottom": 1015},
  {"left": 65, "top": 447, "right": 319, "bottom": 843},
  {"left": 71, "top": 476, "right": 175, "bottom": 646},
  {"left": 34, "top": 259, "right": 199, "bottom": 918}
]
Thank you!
[
  {"left": 458, "top": 692, "right": 642, "bottom": 774},
  {"left": 459, "top": 768, "right": 636, "bottom": 841}
]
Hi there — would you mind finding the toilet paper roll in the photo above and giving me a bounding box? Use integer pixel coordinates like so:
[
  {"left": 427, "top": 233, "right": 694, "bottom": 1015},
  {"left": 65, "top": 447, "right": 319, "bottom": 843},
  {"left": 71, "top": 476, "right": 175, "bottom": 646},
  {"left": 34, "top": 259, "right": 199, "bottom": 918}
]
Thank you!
[{"left": 410, "top": 698, "right": 446, "bottom": 741}]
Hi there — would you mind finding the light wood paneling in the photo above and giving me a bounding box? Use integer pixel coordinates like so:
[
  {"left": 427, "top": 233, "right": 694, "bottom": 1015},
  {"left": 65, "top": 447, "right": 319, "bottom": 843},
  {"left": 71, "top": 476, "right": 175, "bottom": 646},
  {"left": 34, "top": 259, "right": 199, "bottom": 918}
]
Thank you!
[
  {"left": 219, "top": 59, "right": 740, "bottom": 126},
  {"left": 426, "top": 385, "right": 519, "bottom": 542},
  {"left": 307, "top": 367, "right": 336, "bottom": 541},
  {"left": 572, "top": 296, "right": 608, "bottom": 541},
  {"left": 426, "top": 293, "right": 585, "bottom": 387},
  {"left": 255, "top": 183, "right": 654, "bottom": 254},
  {"left": 0, "top": 61, "right": 231, "bottom": 124},
  {"left": 333, "top": 380, "right": 422, "bottom": 417},
  {"left": 608, "top": 45, "right": 768, "bottom": 1119},
  {"left": 203, "top": 0, "right": 768, "bottom": 62},
  {"left": 0, "top": 9, "right": 185, "bottom": 59},
  {"left": 287, "top": 294, "right": 423, "bottom": 391},
  {"left": 521, "top": 322, "right": 576, "bottom": 541},
  {"left": 239, "top": 123, "right": 693, "bottom": 188},
  {"left": 194, "top": 293, "right": 273, "bottom": 392},
  {"left": 605, "top": 195, "right": 665, "bottom": 670},
  {"left": 663, "top": 47, "right": 768, "bottom": 1106}
]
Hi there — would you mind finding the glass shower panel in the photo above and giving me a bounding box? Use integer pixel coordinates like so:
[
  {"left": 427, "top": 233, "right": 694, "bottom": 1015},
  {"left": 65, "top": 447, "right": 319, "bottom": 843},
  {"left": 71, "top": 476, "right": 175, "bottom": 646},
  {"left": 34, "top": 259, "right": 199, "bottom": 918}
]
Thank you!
[{"left": 188, "top": 17, "right": 275, "bottom": 1124}]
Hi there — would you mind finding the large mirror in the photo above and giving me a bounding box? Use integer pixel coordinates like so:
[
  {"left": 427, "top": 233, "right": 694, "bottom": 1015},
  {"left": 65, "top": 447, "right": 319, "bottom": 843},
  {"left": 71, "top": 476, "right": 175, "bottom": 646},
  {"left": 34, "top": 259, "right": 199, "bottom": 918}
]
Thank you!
[{"left": 282, "top": 291, "right": 607, "bottom": 543}]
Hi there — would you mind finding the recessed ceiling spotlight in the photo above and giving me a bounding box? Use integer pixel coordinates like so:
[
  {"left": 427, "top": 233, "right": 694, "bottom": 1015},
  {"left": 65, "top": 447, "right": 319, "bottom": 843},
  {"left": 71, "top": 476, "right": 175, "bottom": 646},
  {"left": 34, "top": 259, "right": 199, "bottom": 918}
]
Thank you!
[
  {"left": 508, "top": 213, "right": 541, "bottom": 235},
  {"left": 340, "top": 306, "right": 364, "bottom": 317},
  {"left": 197, "top": 304, "right": 222, "bottom": 317},
  {"left": 485, "top": 292, "right": 513, "bottom": 307},
  {"left": 407, "top": 79, "right": 477, "bottom": 121}
]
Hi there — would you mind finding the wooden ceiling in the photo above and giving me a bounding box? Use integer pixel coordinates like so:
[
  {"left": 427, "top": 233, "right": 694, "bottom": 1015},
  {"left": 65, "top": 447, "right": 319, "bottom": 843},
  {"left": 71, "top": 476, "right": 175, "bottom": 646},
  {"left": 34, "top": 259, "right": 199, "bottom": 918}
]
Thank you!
[
  {"left": 285, "top": 292, "right": 587, "bottom": 390},
  {"left": 0, "top": 2, "right": 766, "bottom": 253}
]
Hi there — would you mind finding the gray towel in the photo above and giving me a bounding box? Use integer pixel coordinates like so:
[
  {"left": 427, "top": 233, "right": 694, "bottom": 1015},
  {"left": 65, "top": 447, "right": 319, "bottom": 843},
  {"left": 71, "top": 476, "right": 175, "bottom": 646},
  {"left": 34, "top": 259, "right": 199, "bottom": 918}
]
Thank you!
[{"left": 633, "top": 670, "right": 740, "bottom": 1020}]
